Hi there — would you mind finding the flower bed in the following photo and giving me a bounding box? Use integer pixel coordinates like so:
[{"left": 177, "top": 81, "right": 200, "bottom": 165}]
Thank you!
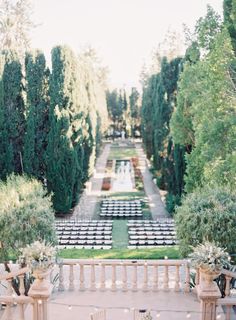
[
  {"left": 131, "top": 157, "right": 144, "bottom": 191},
  {"left": 105, "top": 160, "right": 113, "bottom": 173},
  {"left": 101, "top": 177, "right": 111, "bottom": 191}
]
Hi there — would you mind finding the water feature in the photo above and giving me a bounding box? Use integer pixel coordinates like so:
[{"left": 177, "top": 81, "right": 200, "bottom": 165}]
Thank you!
[{"left": 112, "top": 160, "right": 133, "bottom": 192}]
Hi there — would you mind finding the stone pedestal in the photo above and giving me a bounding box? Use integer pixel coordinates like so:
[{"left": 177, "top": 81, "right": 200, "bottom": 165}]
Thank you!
[
  {"left": 28, "top": 270, "right": 53, "bottom": 320},
  {"left": 197, "top": 270, "right": 221, "bottom": 320}
]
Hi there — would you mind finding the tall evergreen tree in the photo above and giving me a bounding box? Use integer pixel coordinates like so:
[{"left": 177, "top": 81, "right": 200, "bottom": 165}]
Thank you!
[
  {"left": 46, "top": 46, "right": 82, "bottom": 213},
  {"left": 129, "top": 87, "right": 140, "bottom": 136},
  {"left": 0, "top": 51, "right": 25, "bottom": 179},
  {"left": 23, "top": 50, "right": 50, "bottom": 181},
  {"left": 224, "top": 0, "right": 236, "bottom": 53},
  {"left": 141, "top": 56, "right": 186, "bottom": 213}
]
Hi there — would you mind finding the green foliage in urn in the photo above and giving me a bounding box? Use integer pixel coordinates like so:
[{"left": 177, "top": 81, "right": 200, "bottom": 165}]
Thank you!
[
  {"left": 175, "top": 185, "right": 236, "bottom": 256},
  {"left": 0, "top": 175, "right": 57, "bottom": 261},
  {"left": 19, "top": 240, "right": 56, "bottom": 271},
  {"left": 189, "top": 242, "right": 230, "bottom": 272}
]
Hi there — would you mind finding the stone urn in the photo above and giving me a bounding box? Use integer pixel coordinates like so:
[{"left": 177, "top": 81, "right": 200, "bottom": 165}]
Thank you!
[
  {"left": 199, "top": 267, "right": 221, "bottom": 291},
  {"left": 31, "top": 263, "right": 52, "bottom": 291}
]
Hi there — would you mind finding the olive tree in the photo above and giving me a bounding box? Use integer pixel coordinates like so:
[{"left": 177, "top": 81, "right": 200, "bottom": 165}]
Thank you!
[
  {"left": 0, "top": 174, "right": 57, "bottom": 261},
  {"left": 175, "top": 185, "right": 236, "bottom": 256}
]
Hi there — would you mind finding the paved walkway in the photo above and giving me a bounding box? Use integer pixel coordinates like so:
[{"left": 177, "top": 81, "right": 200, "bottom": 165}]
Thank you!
[
  {"left": 135, "top": 143, "right": 168, "bottom": 219},
  {"left": 72, "top": 143, "right": 111, "bottom": 220}
]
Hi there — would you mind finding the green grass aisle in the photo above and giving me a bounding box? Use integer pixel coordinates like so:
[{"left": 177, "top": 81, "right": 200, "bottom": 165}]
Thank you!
[{"left": 112, "top": 220, "right": 129, "bottom": 249}]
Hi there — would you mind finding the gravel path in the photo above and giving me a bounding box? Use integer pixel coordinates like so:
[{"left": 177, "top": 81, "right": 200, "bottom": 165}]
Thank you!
[
  {"left": 135, "top": 142, "right": 168, "bottom": 219},
  {"left": 72, "top": 143, "right": 111, "bottom": 220}
]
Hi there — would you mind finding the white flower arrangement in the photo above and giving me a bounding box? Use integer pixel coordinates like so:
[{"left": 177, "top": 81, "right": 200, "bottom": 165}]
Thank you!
[
  {"left": 137, "top": 311, "right": 153, "bottom": 320},
  {"left": 189, "top": 241, "right": 230, "bottom": 272},
  {"left": 19, "top": 240, "right": 56, "bottom": 271},
  {"left": 142, "top": 312, "right": 152, "bottom": 320}
]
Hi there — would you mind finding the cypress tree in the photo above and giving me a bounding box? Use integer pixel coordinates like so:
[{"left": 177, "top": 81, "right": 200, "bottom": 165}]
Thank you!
[
  {"left": 224, "top": 0, "right": 236, "bottom": 53},
  {"left": 141, "top": 56, "right": 186, "bottom": 213},
  {"left": 0, "top": 51, "right": 25, "bottom": 179},
  {"left": 23, "top": 50, "right": 50, "bottom": 180},
  {"left": 46, "top": 46, "right": 82, "bottom": 213}
]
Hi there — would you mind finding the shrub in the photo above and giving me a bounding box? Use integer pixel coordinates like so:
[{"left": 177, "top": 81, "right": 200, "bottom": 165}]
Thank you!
[
  {"left": 165, "top": 193, "right": 181, "bottom": 215},
  {"left": 175, "top": 185, "right": 236, "bottom": 256},
  {"left": 0, "top": 175, "right": 57, "bottom": 261}
]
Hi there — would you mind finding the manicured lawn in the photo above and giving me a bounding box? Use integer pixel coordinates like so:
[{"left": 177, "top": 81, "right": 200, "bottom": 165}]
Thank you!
[
  {"left": 112, "top": 220, "right": 129, "bottom": 249},
  {"left": 108, "top": 147, "right": 137, "bottom": 160},
  {"left": 59, "top": 246, "right": 180, "bottom": 260},
  {"left": 110, "top": 191, "right": 146, "bottom": 199}
]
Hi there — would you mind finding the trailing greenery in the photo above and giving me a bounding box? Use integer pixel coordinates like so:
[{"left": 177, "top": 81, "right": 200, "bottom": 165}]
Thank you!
[
  {"left": 0, "top": 175, "right": 56, "bottom": 261},
  {"left": 175, "top": 186, "right": 236, "bottom": 257}
]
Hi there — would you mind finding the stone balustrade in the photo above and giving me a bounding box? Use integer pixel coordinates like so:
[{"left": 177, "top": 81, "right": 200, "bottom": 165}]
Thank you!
[
  {"left": 216, "top": 269, "right": 236, "bottom": 320},
  {"left": 196, "top": 267, "right": 236, "bottom": 320},
  {"left": 1, "top": 260, "right": 235, "bottom": 320},
  {"left": 56, "top": 259, "right": 191, "bottom": 293},
  {"left": 0, "top": 265, "right": 53, "bottom": 320},
  {"left": 0, "top": 267, "right": 32, "bottom": 320}
]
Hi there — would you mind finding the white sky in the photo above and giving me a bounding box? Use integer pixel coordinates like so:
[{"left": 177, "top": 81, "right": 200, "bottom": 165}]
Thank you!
[{"left": 31, "top": 0, "right": 223, "bottom": 89}]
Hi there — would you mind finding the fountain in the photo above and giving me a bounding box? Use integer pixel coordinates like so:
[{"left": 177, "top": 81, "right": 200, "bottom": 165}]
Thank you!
[{"left": 112, "top": 160, "right": 133, "bottom": 192}]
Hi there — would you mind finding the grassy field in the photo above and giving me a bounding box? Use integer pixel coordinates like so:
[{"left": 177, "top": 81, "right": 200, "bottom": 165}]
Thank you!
[
  {"left": 108, "top": 147, "right": 137, "bottom": 160},
  {"left": 59, "top": 246, "right": 180, "bottom": 260},
  {"left": 112, "top": 220, "right": 129, "bottom": 249},
  {"left": 109, "top": 191, "right": 146, "bottom": 199}
]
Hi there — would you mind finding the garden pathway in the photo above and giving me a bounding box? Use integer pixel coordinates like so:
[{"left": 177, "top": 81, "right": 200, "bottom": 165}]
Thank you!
[
  {"left": 135, "top": 142, "right": 168, "bottom": 219},
  {"left": 72, "top": 143, "right": 111, "bottom": 220}
]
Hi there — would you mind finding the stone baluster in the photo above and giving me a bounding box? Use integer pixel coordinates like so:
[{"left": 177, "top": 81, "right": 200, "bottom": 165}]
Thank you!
[
  {"left": 174, "top": 265, "right": 180, "bottom": 292},
  {"left": 90, "top": 264, "right": 96, "bottom": 291},
  {"left": 28, "top": 271, "right": 53, "bottom": 320},
  {"left": 163, "top": 265, "right": 169, "bottom": 291},
  {"left": 111, "top": 264, "right": 117, "bottom": 291},
  {"left": 195, "top": 268, "right": 200, "bottom": 286},
  {"left": 132, "top": 264, "right": 138, "bottom": 292},
  {"left": 225, "top": 276, "right": 231, "bottom": 297},
  {"left": 122, "top": 263, "right": 127, "bottom": 291},
  {"left": 18, "top": 274, "right": 25, "bottom": 296},
  {"left": 69, "top": 265, "right": 75, "bottom": 291},
  {"left": 225, "top": 305, "right": 231, "bottom": 320},
  {"left": 142, "top": 263, "right": 148, "bottom": 292},
  {"left": 4, "top": 302, "right": 13, "bottom": 320},
  {"left": 18, "top": 301, "right": 25, "bottom": 320},
  {"left": 58, "top": 264, "right": 65, "bottom": 292},
  {"left": 7, "top": 279, "right": 13, "bottom": 295},
  {"left": 184, "top": 264, "right": 190, "bottom": 293},
  {"left": 100, "top": 264, "right": 106, "bottom": 291},
  {"left": 153, "top": 265, "right": 158, "bottom": 292},
  {"left": 79, "top": 264, "right": 85, "bottom": 291},
  {"left": 18, "top": 274, "right": 26, "bottom": 320}
]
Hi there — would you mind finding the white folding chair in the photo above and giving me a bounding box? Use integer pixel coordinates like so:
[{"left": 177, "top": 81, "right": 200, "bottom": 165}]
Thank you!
[{"left": 90, "top": 309, "right": 106, "bottom": 320}]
